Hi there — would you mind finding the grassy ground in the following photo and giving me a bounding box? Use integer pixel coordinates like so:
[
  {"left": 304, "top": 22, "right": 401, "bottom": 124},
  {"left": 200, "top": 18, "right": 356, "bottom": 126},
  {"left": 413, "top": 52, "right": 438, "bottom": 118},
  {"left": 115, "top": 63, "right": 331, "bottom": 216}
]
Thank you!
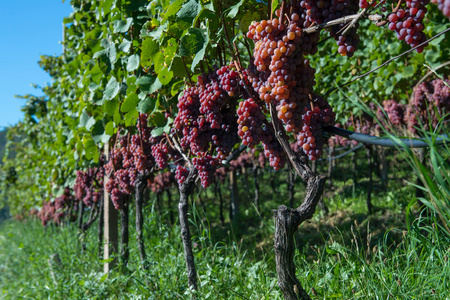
[{"left": 1, "top": 147, "right": 450, "bottom": 299}]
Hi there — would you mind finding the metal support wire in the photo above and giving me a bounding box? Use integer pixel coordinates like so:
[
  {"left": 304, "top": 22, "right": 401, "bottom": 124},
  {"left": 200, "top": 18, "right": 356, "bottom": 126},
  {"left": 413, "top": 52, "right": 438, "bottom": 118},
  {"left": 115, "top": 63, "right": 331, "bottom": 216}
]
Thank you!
[
  {"left": 318, "top": 144, "right": 364, "bottom": 161},
  {"left": 324, "top": 126, "right": 449, "bottom": 148}
]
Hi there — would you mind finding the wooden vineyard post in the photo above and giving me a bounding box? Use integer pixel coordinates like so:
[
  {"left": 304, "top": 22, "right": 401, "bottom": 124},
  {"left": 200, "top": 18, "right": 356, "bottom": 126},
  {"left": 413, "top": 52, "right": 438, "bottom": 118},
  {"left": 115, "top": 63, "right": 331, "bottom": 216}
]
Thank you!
[{"left": 103, "top": 144, "right": 119, "bottom": 273}]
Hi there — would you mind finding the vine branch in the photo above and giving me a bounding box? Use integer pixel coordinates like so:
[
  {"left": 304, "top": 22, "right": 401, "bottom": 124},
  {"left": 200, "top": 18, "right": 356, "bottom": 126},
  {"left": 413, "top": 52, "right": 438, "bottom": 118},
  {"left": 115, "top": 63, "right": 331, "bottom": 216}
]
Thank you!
[{"left": 323, "top": 27, "right": 450, "bottom": 97}]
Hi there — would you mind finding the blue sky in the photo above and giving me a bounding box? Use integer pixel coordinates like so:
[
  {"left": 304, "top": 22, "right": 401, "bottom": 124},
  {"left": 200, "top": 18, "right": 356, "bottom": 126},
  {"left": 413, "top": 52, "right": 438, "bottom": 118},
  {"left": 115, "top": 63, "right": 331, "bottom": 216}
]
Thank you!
[{"left": 0, "top": 1, "right": 73, "bottom": 129}]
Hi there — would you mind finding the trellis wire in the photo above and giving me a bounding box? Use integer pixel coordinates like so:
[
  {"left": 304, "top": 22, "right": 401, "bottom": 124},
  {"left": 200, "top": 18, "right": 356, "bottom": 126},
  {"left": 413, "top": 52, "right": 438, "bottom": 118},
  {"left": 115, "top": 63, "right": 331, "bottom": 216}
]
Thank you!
[{"left": 324, "top": 126, "right": 449, "bottom": 148}]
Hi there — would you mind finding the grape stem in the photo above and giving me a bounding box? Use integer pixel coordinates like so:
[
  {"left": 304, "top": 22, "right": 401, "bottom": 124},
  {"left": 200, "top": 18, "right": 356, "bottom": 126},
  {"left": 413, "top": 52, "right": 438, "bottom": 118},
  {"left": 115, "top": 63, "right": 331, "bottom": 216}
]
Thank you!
[
  {"left": 269, "top": 102, "right": 317, "bottom": 184},
  {"left": 180, "top": 57, "right": 193, "bottom": 85},
  {"left": 341, "top": 0, "right": 377, "bottom": 36},
  {"left": 168, "top": 134, "right": 193, "bottom": 169},
  {"left": 304, "top": 13, "right": 383, "bottom": 34}
]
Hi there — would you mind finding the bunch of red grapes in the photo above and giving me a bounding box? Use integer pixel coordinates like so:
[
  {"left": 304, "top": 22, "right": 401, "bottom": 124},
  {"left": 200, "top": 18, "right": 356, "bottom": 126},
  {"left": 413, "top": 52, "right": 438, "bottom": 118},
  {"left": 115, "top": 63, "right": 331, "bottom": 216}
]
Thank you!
[
  {"left": 37, "top": 188, "right": 77, "bottom": 226},
  {"left": 245, "top": 3, "right": 336, "bottom": 161},
  {"left": 387, "top": 0, "right": 430, "bottom": 52},
  {"left": 105, "top": 114, "right": 179, "bottom": 209},
  {"left": 173, "top": 66, "right": 240, "bottom": 187},
  {"left": 432, "top": 0, "right": 450, "bottom": 18},
  {"left": 74, "top": 159, "right": 104, "bottom": 207}
]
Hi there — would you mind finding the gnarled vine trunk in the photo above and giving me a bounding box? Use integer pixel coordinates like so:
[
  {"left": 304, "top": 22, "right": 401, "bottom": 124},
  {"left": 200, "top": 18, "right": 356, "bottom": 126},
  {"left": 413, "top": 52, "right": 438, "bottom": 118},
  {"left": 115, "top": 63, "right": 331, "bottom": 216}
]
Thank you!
[
  {"left": 135, "top": 175, "right": 147, "bottom": 270},
  {"left": 366, "top": 145, "right": 374, "bottom": 214},
  {"left": 215, "top": 181, "right": 225, "bottom": 226},
  {"left": 178, "top": 167, "right": 198, "bottom": 291},
  {"left": 253, "top": 165, "right": 262, "bottom": 216},
  {"left": 271, "top": 105, "right": 327, "bottom": 299},
  {"left": 166, "top": 189, "right": 174, "bottom": 225},
  {"left": 327, "top": 146, "right": 334, "bottom": 190},
  {"left": 120, "top": 200, "right": 129, "bottom": 268}
]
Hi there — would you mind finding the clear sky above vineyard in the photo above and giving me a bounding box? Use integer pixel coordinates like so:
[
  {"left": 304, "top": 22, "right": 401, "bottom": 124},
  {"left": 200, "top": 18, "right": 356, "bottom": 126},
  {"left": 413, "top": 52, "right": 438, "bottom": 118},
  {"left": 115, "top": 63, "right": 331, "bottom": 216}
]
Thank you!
[{"left": 0, "top": 1, "right": 72, "bottom": 129}]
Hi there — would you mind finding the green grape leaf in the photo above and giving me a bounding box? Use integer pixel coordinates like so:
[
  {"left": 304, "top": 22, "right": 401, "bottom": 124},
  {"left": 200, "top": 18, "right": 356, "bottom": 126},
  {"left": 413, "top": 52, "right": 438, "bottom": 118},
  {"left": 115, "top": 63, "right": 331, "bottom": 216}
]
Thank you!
[
  {"left": 136, "top": 75, "right": 163, "bottom": 93},
  {"left": 147, "top": 22, "right": 168, "bottom": 40},
  {"left": 158, "top": 67, "right": 173, "bottom": 85},
  {"left": 272, "top": 0, "right": 279, "bottom": 14},
  {"left": 170, "top": 56, "right": 188, "bottom": 78},
  {"left": 108, "top": 42, "right": 117, "bottom": 64},
  {"left": 90, "top": 64, "right": 104, "bottom": 84},
  {"left": 402, "top": 65, "right": 414, "bottom": 78},
  {"left": 161, "top": 0, "right": 184, "bottom": 23},
  {"left": 153, "top": 52, "right": 165, "bottom": 74},
  {"left": 137, "top": 97, "right": 157, "bottom": 114},
  {"left": 191, "top": 29, "right": 208, "bottom": 72},
  {"left": 176, "top": 0, "right": 201, "bottom": 29},
  {"left": 179, "top": 28, "right": 206, "bottom": 57},
  {"left": 124, "top": 108, "right": 139, "bottom": 127},
  {"left": 103, "top": 76, "right": 120, "bottom": 100},
  {"left": 104, "top": 99, "right": 119, "bottom": 116},
  {"left": 79, "top": 109, "right": 95, "bottom": 131},
  {"left": 105, "top": 121, "right": 114, "bottom": 136},
  {"left": 151, "top": 127, "right": 165, "bottom": 137},
  {"left": 149, "top": 112, "right": 166, "bottom": 127},
  {"left": 121, "top": 94, "right": 140, "bottom": 113},
  {"left": 118, "top": 40, "right": 132, "bottom": 53},
  {"left": 91, "top": 121, "right": 110, "bottom": 144},
  {"left": 127, "top": 54, "right": 140, "bottom": 72},
  {"left": 114, "top": 18, "right": 133, "bottom": 33},
  {"left": 226, "top": 0, "right": 244, "bottom": 18},
  {"left": 240, "top": 11, "right": 260, "bottom": 33},
  {"left": 164, "top": 38, "right": 178, "bottom": 65},
  {"left": 141, "top": 38, "right": 159, "bottom": 68},
  {"left": 171, "top": 80, "right": 184, "bottom": 96}
]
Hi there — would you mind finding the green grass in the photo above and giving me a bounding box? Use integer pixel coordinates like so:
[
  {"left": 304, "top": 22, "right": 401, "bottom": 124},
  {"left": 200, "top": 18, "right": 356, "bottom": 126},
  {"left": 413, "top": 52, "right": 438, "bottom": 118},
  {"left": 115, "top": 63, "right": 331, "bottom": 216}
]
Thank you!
[
  {"left": 1, "top": 134, "right": 450, "bottom": 299},
  {"left": 1, "top": 201, "right": 450, "bottom": 299}
]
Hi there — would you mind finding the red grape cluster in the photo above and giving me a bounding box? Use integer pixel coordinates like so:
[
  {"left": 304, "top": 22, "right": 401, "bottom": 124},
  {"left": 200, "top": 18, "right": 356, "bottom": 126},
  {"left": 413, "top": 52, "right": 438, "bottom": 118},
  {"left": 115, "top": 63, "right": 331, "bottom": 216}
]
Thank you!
[
  {"left": 297, "top": 98, "right": 336, "bottom": 160},
  {"left": 247, "top": 14, "right": 317, "bottom": 134},
  {"left": 432, "top": 0, "right": 450, "bottom": 18},
  {"left": 74, "top": 160, "right": 104, "bottom": 207},
  {"left": 175, "top": 165, "right": 190, "bottom": 185},
  {"left": 387, "top": 0, "right": 429, "bottom": 52},
  {"left": 104, "top": 113, "right": 179, "bottom": 209},
  {"left": 261, "top": 124, "right": 287, "bottom": 170},
  {"left": 380, "top": 99, "right": 406, "bottom": 127},
  {"left": 105, "top": 179, "right": 127, "bottom": 210},
  {"left": 245, "top": 3, "right": 337, "bottom": 163},
  {"left": 295, "top": 0, "right": 361, "bottom": 57},
  {"left": 151, "top": 143, "right": 170, "bottom": 170},
  {"left": 37, "top": 188, "right": 77, "bottom": 226},
  {"left": 406, "top": 78, "right": 450, "bottom": 133},
  {"left": 149, "top": 172, "right": 176, "bottom": 193},
  {"left": 193, "top": 155, "right": 218, "bottom": 188},
  {"left": 173, "top": 67, "right": 240, "bottom": 187},
  {"left": 237, "top": 98, "right": 266, "bottom": 148}
]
